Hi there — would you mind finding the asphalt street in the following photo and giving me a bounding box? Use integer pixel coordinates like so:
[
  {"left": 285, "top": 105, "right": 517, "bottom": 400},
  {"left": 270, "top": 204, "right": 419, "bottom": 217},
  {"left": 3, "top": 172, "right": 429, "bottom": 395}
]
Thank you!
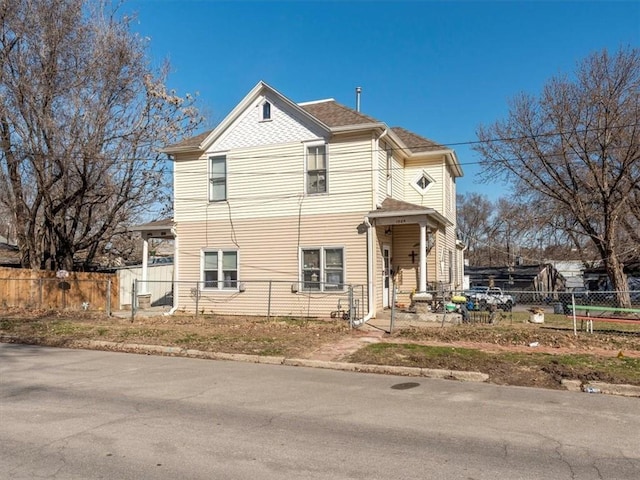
[{"left": 1, "top": 343, "right": 638, "bottom": 479}]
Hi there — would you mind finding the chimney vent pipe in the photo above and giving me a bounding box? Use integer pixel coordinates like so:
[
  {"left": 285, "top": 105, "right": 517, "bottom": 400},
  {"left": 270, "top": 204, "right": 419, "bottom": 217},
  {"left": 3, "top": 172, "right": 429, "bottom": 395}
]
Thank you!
[{"left": 355, "top": 86, "right": 362, "bottom": 112}]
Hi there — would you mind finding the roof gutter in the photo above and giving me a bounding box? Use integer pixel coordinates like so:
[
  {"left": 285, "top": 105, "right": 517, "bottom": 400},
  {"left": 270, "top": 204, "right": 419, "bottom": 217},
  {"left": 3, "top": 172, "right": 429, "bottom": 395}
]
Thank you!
[
  {"left": 407, "top": 148, "right": 463, "bottom": 177},
  {"left": 330, "top": 122, "right": 387, "bottom": 134}
]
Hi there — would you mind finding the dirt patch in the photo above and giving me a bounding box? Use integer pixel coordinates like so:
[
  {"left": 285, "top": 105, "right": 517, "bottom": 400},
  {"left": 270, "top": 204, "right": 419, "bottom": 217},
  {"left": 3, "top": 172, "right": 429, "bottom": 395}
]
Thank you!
[
  {"left": 0, "top": 309, "right": 351, "bottom": 358},
  {"left": 343, "top": 324, "right": 640, "bottom": 389}
]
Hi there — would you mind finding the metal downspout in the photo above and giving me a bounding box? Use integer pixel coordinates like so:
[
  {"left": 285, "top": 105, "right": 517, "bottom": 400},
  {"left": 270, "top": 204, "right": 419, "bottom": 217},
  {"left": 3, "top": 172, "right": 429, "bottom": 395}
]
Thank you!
[
  {"left": 353, "top": 216, "right": 375, "bottom": 326},
  {"left": 354, "top": 127, "right": 388, "bottom": 326}
]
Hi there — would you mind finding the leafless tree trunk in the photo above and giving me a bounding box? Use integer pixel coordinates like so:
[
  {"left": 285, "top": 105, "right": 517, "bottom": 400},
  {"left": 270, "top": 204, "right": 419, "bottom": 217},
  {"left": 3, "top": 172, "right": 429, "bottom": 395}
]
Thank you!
[
  {"left": 474, "top": 48, "right": 639, "bottom": 307},
  {"left": 0, "top": 0, "right": 202, "bottom": 270}
]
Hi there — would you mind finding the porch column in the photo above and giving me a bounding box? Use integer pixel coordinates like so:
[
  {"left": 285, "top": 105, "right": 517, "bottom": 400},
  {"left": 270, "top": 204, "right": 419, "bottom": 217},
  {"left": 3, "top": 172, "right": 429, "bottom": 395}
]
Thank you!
[
  {"left": 419, "top": 221, "right": 427, "bottom": 293},
  {"left": 140, "top": 236, "right": 149, "bottom": 295}
]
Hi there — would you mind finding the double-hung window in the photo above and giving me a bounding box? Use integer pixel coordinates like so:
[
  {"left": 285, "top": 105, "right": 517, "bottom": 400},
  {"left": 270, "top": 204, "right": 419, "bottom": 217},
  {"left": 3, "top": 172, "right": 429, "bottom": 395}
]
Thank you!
[
  {"left": 203, "top": 250, "right": 238, "bottom": 290},
  {"left": 306, "top": 144, "right": 327, "bottom": 194},
  {"left": 209, "top": 155, "right": 226, "bottom": 202},
  {"left": 301, "top": 247, "right": 344, "bottom": 291}
]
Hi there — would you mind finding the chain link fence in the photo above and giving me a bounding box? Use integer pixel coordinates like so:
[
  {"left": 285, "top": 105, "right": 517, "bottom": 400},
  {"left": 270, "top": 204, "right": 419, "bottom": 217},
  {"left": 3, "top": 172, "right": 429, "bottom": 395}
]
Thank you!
[
  {"left": 130, "top": 279, "right": 365, "bottom": 327},
  {"left": 383, "top": 284, "right": 640, "bottom": 333}
]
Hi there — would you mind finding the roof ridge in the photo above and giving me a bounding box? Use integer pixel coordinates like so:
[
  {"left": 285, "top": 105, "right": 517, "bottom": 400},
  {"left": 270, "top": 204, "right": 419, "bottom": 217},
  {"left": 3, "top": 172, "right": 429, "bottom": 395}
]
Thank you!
[{"left": 297, "top": 98, "right": 335, "bottom": 106}]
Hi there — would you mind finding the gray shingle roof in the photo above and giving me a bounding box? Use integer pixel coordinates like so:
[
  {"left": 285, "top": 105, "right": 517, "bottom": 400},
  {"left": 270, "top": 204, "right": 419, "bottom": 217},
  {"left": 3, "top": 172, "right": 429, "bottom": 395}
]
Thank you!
[
  {"left": 370, "top": 197, "right": 430, "bottom": 214},
  {"left": 390, "top": 127, "right": 444, "bottom": 153},
  {"left": 166, "top": 130, "right": 212, "bottom": 150},
  {"left": 299, "top": 100, "right": 379, "bottom": 127},
  {"left": 165, "top": 97, "right": 446, "bottom": 155}
]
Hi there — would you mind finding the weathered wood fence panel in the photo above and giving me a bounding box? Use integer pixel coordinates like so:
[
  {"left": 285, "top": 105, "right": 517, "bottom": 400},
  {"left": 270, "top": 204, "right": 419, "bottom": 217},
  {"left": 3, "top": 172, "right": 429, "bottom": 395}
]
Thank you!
[{"left": 0, "top": 267, "right": 118, "bottom": 312}]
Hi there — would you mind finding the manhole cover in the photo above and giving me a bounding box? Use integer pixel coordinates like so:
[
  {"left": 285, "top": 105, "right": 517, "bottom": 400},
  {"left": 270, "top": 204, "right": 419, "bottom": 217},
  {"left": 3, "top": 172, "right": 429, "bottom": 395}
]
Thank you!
[{"left": 390, "top": 382, "right": 420, "bottom": 390}]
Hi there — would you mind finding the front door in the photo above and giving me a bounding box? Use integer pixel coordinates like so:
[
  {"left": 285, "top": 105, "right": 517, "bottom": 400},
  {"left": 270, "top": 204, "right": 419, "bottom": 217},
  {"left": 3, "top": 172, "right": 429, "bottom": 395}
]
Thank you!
[{"left": 383, "top": 244, "right": 391, "bottom": 308}]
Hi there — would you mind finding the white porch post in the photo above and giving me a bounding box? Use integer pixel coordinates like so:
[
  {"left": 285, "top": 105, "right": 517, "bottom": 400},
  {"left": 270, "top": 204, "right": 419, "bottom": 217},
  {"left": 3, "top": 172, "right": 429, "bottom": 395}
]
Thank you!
[
  {"left": 419, "top": 221, "right": 427, "bottom": 293},
  {"left": 141, "top": 236, "right": 149, "bottom": 295}
]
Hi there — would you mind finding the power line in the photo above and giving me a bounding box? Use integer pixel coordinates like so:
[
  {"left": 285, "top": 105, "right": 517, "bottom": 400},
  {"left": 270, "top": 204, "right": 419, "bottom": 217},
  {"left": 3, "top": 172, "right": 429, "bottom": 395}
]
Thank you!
[{"left": 5, "top": 122, "right": 638, "bottom": 166}]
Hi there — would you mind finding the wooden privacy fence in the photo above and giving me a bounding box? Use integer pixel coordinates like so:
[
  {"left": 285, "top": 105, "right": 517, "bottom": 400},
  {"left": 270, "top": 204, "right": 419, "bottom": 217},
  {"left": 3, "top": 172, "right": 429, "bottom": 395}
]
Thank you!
[{"left": 0, "top": 267, "right": 118, "bottom": 313}]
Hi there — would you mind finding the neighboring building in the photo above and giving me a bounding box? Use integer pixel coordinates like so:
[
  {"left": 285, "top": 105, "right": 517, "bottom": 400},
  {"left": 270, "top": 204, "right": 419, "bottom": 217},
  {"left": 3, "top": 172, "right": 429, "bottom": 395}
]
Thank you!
[
  {"left": 0, "top": 237, "right": 20, "bottom": 268},
  {"left": 162, "top": 81, "right": 463, "bottom": 319},
  {"left": 465, "top": 264, "right": 566, "bottom": 296},
  {"left": 548, "top": 260, "right": 585, "bottom": 290},
  {"left": 583, "top": 261, "right": 640, "bottom": 292}
]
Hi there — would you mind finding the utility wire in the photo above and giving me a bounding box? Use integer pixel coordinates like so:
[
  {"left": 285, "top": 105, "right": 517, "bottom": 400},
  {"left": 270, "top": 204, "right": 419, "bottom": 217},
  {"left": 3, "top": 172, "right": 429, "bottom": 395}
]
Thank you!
[{"left": 6, "top": 122, "right": 638, "bottom": 165}]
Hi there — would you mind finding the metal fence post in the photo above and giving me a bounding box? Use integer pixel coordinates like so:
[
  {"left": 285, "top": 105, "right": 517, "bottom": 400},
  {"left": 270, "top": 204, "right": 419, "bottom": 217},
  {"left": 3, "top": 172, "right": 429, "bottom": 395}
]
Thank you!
[
  {"left": 390, "top": 281, "right": 396, "bottom": 333},
  {"left": 195, "top": 282, "right": 199, "bottom": 318},
  {"left": 106, "top": 279, "right": 112, "bottom": 316},
  {"left": 267, "top": 280, "right": 272, "bottom": 321},
  {"left": 348, "top": 285, "right": 354, "bottom": 329},
  {"left": 131, "top": 280, "right": 136, "bottom": 323}
]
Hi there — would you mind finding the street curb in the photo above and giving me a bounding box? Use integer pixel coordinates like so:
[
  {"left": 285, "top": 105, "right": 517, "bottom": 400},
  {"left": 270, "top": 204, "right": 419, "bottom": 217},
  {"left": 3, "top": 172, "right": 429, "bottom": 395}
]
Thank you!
[
  {"left": 583, "top": 381, "right": 640, "bottom": 398},
  {"left": 2, "top": 336, "right": 638, "bottom": 395}
]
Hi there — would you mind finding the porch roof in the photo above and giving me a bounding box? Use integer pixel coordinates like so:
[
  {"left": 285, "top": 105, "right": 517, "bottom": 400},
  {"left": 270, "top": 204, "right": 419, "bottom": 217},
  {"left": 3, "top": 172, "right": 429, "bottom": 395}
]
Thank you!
[
  {"left": 366, "top": 198, "right": 452, "bottom": 228},
  {"left": 129, "top": 219, "right": 175, "bottom": 240}
]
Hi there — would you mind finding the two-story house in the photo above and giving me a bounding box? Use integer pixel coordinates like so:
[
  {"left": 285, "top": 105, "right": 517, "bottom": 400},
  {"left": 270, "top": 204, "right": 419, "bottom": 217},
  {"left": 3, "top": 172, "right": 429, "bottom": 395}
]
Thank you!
[{"left": 162, "top": 81, "right": 464, "bottom": 320}]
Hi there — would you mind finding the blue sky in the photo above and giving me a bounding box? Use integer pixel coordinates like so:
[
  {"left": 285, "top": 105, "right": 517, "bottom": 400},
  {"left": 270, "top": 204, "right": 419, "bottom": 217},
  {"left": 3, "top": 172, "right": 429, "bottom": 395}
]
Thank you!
[{"left": 123, "top": 0, "right": 639, "bottom": 200}]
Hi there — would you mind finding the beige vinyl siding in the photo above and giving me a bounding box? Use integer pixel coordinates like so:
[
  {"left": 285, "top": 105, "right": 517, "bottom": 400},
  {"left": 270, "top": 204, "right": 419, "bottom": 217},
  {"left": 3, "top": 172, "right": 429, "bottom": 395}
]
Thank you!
[
  {"left": 173, "top": 151, "right": 209, "bottom": 222},
  {"left": 174, "top": 211, "right": 368, "bottom": 316},
  {"left": 444, "top": 226, "right": 457, "bottom": 288},
  {"left": 377, "top": 142, "right": 404, "bottom": 204},
  {"left": 430, "top": 230, "right": 442, "bottom": 286},
  {"left": 374, "top": 225, "right": 392, "bottom": 310},
  {"left": 433, "top": 228, "right": 459, "bottom": 289},
  {"left": 445, "top": 169, "right": 452, "bottom": 219},
  {"left": 444, "top": 167, "right": 457, "bottom": 220},
  {"left": 324, "top": 134, "right": 375, "bottom": 213},
  {"left": 377, "top": 143, "right": 388, "bottom": 206},
  {"left": 387, "top": 224, "right": 438, "bottom": 305},
  {"left": 391, "top": 154, "right": 404, "bottom": 200},
  {"left": 402, "top": 156, "right": 445, "bottom": 208},
  {"left": 174, "top": 137, "right": 375, "bottom": 223},
  {"left": 388, "top": 224, "right": 416, "bottom": 307}
]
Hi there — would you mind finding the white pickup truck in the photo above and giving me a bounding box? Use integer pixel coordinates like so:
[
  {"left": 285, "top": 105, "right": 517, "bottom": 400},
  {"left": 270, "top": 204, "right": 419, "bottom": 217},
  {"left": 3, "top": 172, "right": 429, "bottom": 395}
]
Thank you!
[{"left": 464, "top": 286, "right": 515, "bottom": 311}]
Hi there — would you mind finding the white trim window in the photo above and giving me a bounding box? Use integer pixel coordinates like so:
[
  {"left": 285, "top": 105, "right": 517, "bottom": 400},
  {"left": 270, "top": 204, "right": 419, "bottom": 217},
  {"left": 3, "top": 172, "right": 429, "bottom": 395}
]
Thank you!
[
  {"left": 203, "top": 249, "right": 238, "bottom": 290},
  {"left": 261, "top": 101, "right": 271, "bottom": 121},
  {"left": 410, "top": 169, "right": 435, "bottom": 195},
  {"left": 301, "top": 247, "right": 344, "bottom": 291},
  {"left": 209, "top": 155, "right": 227, "bottom": 202},
  {"left": 306, "top": 143, "right": 327, "bottom": 194}
]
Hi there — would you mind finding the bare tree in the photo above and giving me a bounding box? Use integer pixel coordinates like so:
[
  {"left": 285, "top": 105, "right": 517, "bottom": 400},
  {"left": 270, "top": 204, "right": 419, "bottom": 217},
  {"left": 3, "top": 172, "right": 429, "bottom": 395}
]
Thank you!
[
  {"left": 0, "top": 0, "right": 202, "bottom": 270},
  {"left": 457, "top": 193, "right": 495, "bottom": 265},
  {"left": 475, "top": 48, "right": 640, "bottom": 306}
]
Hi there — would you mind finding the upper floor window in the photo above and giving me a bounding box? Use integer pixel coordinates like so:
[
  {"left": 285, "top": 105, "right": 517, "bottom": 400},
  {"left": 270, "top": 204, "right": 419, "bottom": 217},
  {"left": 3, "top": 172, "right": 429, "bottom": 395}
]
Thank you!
[
  {"left": 306, "top": 144, "right": 327, "bottom": 194},
  {"left": 262, "top": 102, "right": 271, "bottom": 120},
  {"left": 203, "top": 249, "right": 238, "bottom": 290},
  {"left": 209, "top": 155, "right": 226, "bottom": 202},
  {"left": 411, "top": 170, "right": 435, "bottom": 195}
]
